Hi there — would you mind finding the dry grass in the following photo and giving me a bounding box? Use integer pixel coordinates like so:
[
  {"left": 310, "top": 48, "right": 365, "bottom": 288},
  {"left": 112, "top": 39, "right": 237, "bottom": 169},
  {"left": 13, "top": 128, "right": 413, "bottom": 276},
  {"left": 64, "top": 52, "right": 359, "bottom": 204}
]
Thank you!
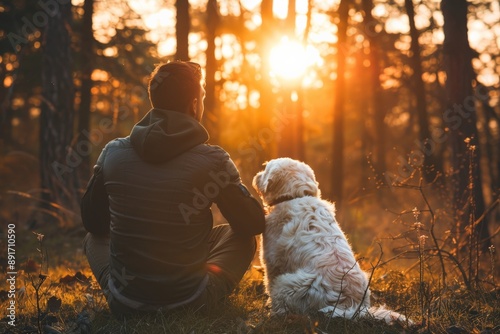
[{"left": 1, "top": 254, "right": 499, "bottom": 334}]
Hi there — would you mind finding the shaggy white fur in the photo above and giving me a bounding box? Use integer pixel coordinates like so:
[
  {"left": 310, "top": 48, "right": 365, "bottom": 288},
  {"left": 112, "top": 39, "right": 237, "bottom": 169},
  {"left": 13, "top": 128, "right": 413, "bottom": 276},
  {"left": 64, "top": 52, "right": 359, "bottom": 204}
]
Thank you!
[{"left": 253, "top": 158, "right": 411, "bottom": 325}]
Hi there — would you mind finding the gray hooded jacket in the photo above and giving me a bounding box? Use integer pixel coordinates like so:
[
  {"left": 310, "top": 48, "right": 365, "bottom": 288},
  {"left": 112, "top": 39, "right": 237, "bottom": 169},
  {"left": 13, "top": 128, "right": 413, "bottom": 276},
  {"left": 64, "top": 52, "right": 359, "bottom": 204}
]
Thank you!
[{"left": 81, "top": 108, "right": 265, "bottom": 308}]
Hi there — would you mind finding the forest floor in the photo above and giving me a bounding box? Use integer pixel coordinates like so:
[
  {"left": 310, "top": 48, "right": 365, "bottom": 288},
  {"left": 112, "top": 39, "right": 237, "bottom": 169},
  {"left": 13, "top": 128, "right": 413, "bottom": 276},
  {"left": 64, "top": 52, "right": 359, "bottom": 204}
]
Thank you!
[{"left": 0, "top": 224, "right": 499, "bottom": 334}]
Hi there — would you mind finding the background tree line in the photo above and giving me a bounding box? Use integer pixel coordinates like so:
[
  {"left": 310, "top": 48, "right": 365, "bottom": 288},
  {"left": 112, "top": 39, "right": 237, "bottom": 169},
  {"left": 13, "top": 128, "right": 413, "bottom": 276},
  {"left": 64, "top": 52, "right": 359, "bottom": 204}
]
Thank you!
[{"left": 0, "top": 0, "right": 498, "bottom": 261}]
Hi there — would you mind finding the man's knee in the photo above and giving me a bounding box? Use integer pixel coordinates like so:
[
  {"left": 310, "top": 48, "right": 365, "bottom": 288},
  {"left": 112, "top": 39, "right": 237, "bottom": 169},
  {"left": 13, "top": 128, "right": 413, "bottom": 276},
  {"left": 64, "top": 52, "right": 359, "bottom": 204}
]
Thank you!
[
  {"left": 243, "top": 235, "right": 257, "bottom": 262},
  {"left": 212, "top": 224, "right": 256, "bottom": 258}
]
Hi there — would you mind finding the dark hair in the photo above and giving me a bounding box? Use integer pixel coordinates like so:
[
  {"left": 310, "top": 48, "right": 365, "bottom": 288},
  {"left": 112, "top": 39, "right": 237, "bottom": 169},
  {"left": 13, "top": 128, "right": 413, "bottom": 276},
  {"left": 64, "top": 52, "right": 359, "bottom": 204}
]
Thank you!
[{"left": 148, "top": 61, "right": 202, "bottom": 112}]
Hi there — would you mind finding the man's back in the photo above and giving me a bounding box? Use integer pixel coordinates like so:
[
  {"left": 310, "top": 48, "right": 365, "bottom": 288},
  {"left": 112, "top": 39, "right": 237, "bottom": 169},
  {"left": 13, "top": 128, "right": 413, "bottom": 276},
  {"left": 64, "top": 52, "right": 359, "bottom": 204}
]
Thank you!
[
  {"left": 85, "top": 108, "right": 257, "bottom": 308},
  {"left": 82, "top": 61, "right": 265, "bottom": 316}
]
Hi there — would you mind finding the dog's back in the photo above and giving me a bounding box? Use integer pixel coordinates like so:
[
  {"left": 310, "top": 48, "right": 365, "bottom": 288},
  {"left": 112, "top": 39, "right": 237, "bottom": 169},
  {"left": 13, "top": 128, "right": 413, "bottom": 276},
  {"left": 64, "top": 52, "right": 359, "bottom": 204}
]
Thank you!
[{"left": 262, "top": 196, "right": 371, "bottom": 315}]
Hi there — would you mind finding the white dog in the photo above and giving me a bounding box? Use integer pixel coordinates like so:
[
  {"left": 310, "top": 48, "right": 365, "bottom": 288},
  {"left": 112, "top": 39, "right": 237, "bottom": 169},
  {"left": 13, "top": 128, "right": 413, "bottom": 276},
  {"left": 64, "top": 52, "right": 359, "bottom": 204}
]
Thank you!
[{"left": 253, "top": 158, "right": 410, "bottom": 324}]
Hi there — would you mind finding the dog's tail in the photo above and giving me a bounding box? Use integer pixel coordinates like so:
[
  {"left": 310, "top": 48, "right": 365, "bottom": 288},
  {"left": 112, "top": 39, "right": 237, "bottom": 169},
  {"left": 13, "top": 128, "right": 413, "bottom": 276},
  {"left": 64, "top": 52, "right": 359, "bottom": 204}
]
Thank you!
[{"left": 319, "top": 304, "right": 412, "bottom": 325}]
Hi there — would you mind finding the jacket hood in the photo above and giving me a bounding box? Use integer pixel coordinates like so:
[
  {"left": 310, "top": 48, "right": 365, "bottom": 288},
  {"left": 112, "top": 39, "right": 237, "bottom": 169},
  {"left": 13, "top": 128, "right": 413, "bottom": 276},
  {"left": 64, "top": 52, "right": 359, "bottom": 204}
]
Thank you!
[{"left": 130, "top": 108, "right": 209, "bottom": 163}]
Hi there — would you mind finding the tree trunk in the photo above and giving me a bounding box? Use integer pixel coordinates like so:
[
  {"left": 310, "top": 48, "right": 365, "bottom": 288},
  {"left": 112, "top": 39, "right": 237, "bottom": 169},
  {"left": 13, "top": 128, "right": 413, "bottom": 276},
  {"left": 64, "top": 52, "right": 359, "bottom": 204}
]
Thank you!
[
  {"left": 0, "top": 2, "right": 19, "bottom": 148},
  {"left": 361, "top": 0, "right": 386, "bottom": 176},
  {"left": 261, "top": 0, "right": 273, "bottom": 30},
  {"left": 302, "top": 0, "right": 312, "bottom": 43},
  {"left": 285, "top": 0, "right": 296, "bottom": 34},
  {"left": 442, "top": 0, "right": 490, "bottom": 251},
  {"left": 0, "top": 61, "right": 14, "bottom": 147},
  {"left": 175, "top": 0, "right": 190, "bottom": 61},
  {"left": 77, "top": 0, "right": 94, "bottom": 182},
  {"left": 405, "top": 0, "right": 440, "bottom": 182},
  {"left": 204, "top": 0, "right": 219, "bottom": 143},
  {"left": 277, "top": 0, "right": 304, "bottom": 161},
  {"left": 40, "top": 2, "right": 78, "bottom": 212},
  {"left": 255, "top": 0, "right": 274, "bottom": 163},
  {"left": 479, "top": 92, "right": 500, "bottom": 229},
  {"left": 331, "top": 0, "right": 349, "bottom": 206}
]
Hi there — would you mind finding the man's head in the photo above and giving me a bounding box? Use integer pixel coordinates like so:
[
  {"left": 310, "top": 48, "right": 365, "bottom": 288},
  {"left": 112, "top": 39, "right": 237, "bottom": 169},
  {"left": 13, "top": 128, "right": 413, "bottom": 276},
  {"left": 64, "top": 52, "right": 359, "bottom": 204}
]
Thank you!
[{"left": 148, "top": 61, "right": 206, "bottom": 121}]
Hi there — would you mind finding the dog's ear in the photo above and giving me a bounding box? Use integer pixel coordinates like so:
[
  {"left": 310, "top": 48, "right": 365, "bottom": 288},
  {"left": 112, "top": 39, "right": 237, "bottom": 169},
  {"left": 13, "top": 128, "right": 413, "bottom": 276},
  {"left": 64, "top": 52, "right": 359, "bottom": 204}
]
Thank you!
[
  {"left": 265, "top": 178, "right": 275, "bottom": 194},
  {"left": 252, "top": 172, "right": 263, "bottom": 194},
  {"left": 263, "top": 169, "right": 286, "bottom": 194},
  {"left": 258, "top": 165, "right": 277, "bottom": 194}
]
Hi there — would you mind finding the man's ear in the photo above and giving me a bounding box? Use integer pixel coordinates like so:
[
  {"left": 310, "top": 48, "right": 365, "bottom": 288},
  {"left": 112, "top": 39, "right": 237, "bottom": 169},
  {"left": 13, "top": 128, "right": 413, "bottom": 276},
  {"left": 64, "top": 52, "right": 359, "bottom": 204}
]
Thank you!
[{"left": 189, "top": 98, "right": 198, "bottom": 118}]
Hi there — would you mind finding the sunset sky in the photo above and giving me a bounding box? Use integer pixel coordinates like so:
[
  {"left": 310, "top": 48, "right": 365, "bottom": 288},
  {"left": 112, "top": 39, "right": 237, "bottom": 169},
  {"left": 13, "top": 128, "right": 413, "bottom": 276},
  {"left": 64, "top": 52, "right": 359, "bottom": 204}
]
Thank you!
[{"left": 80, "top": 0, "right": 499, "bottom": 89}]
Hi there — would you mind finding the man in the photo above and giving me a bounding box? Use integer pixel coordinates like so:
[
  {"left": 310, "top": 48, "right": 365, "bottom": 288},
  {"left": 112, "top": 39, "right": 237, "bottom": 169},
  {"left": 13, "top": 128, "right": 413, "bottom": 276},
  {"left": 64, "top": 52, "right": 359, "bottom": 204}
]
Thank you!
[{"left": 81, "top": 61, "right": 265, "bottom": 317}]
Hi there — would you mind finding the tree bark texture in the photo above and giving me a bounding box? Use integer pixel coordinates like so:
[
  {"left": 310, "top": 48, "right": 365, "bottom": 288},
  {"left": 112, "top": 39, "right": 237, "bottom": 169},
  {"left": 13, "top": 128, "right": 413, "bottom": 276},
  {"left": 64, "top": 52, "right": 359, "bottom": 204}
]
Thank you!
[
  {"left": 331, "top": 0, "right": 349, "bottom": 206},
  {"left": 175, "top": 0, "right": 190, "bottom": 60},
  {"left": 256, "top": 0, "right": 275, "bottom": 163},
  {"left": 40, "top": 2, "right": 78, "bottom": 212},
  {"left": 204, "top": 0, "right": 219, "bottom": 143},
  {"left": 442, "top": 0, "right": 490, "bottom": 250},
  {"left": 405, "top": 0, "right": 440, "bottom": 182},
  {"left": 0, "top": 61, "right": 14, "bottom": 146},
  {"left": 362, "top": 0, "right": 386, "bottom": 176},
  {"left": 77, "top": 0, "right": 94, "bottom": 181}
]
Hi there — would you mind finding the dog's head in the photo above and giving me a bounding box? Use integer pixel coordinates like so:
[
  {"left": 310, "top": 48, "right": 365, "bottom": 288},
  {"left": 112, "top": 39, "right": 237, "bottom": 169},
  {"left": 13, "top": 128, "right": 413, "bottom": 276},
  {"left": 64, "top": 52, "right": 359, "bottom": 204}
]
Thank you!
[{"left": 252, "top": 158, "right": 320, "bottom": 207}]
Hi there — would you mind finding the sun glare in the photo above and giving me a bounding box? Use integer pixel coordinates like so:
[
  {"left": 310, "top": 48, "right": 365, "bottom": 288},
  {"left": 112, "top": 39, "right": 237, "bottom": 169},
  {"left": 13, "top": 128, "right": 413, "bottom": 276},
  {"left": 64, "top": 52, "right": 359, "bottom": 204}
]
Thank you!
[{"left": 269, "top": 36, "right": 321, "bottom": 81}]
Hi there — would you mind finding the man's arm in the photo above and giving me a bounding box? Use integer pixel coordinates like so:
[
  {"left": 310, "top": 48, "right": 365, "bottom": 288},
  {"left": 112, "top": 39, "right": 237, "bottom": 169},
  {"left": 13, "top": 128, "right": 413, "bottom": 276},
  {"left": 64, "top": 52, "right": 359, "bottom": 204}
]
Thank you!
[
  {"left": 81, "top": 150, "right": 110, "bottom": 236},
  {"left": 214, "top": 157, "right": 265, "bottom": 236}
]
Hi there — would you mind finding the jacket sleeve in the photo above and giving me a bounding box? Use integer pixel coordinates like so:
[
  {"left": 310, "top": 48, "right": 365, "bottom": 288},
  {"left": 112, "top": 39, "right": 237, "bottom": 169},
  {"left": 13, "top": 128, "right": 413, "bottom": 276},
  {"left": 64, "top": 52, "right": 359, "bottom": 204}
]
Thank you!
[
  {"left": 214, "top": 156, "right": 266, "bottom": 236},
  {"left": 81, "top": 149, "right": 110, "bottom": 236}
]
